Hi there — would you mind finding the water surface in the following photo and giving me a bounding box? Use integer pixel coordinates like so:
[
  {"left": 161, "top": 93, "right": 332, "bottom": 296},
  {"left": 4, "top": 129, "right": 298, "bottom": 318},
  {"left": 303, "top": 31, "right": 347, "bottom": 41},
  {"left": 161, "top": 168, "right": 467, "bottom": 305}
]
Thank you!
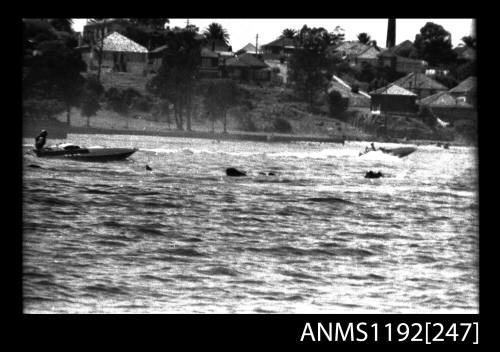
[{"left": 23, "top": 134, "right": 479, "bottom": 313}]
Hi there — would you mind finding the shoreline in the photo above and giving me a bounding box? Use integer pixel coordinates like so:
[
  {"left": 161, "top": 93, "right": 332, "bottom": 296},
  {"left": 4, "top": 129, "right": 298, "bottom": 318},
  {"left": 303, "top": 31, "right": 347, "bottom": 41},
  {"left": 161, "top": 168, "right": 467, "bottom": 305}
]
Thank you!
[
  {"left": 23, "top": 120, "right": 475, "bottom": 148},
  {"left": 67, "top": 125, "right": 346, "bottom": 144}
]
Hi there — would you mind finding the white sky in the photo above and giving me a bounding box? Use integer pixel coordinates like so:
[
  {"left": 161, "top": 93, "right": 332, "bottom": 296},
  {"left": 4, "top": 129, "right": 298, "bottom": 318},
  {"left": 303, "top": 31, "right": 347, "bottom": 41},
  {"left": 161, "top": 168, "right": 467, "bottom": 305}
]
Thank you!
[{"left": 72, "top": 18, "right": 475, "bottom": 51}]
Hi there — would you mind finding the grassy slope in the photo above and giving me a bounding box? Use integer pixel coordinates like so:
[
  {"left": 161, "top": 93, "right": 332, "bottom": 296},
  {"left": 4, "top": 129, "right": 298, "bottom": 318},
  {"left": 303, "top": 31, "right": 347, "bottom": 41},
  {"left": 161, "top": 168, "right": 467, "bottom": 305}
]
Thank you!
[
  {"left": 66, "top": 71, "right": 464, "bottom": 143},
  {"left": 63, "top": 71, "right": 373, "bottom": 140}
]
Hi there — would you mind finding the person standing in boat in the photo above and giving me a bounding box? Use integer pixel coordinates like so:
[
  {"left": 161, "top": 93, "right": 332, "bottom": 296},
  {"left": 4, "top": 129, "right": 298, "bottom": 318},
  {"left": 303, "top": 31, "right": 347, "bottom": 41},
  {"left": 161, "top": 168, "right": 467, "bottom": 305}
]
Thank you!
[{"left": 35, "top": 130, "right": 47, "bottom": 150}]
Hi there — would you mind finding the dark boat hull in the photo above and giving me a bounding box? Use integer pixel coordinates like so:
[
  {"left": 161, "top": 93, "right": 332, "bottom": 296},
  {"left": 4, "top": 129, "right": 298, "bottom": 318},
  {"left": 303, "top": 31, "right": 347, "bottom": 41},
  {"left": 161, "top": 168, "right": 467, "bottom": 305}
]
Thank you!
[
  {"left": 34, "top": 147, "right": 137, "bottom": 161},
  {"left": 380, "top": 147, "right": 417, "bottom": 157}
]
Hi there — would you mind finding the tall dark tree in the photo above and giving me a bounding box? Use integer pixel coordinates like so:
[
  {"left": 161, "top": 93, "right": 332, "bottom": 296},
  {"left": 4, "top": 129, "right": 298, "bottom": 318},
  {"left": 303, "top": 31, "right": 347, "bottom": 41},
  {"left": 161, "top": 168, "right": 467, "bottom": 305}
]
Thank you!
[
  {"left": 357, "top": 32, "right": 371, "bottom": 45},
  {"left": 461, "top": 35, "right": 476, "bottom": 49},
  {"left": 200, "top": 79, "right": 239, "bottom": 133},
  {"left": 81, "top": 90, "right": 100, "bottom": 127},
  {"left": 128, "top": 18, "right": 169, "bottom": 31},
  {"left": 124, "top": 18, "right": 169, "bottom": 50},
  {"left": 414, "top": 22, "right": 457, "bottom": 67},
  {"left": 147, "top": 28, "right": 202, "bottom": 130},
  {"left": 47, "top": 18, "right": 74, "bottom": 33},
  {"left": 289, "top": 25, "right": 341, "bottom": 108},
  {"left": 87, "top": 18, "right": 112, "bottom": 82},
  {"left": 203, "top": 22, "right": 229, "bottom": 44},
  {"left": 281, "top": 29, "right": 297, "bottom": 39},
  {"left": 23, "top": 40, "right": 87, "bottom": 125}
]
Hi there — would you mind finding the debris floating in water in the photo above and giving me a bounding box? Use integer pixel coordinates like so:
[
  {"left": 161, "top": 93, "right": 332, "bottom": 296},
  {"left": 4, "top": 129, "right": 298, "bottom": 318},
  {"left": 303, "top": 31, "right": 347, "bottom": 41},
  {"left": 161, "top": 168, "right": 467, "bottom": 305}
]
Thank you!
[
  {"left": 365, "top": 171, "right": 383, "bottom": 179},
  {"left": 226, "top": 168, "right": 246, "bottom": 177}
]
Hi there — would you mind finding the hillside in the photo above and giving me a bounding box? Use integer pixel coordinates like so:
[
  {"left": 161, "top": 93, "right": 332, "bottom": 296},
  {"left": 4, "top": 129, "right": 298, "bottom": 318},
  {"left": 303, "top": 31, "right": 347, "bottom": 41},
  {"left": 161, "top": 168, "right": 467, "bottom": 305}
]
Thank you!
[{"left": 53, "top": 71, "right": 462, "bottom": 143}]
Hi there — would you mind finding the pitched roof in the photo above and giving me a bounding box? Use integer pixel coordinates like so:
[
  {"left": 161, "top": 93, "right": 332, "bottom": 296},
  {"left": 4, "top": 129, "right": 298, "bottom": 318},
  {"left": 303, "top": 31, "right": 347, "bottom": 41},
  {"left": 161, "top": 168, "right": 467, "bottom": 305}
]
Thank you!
[
  {"left": 101, "top": 32, "right": 148, "bottom": 53},
  {"left": 393, "top": 72, "right": 447, "bottom": 91},
  {"left": 391, "top": 40, "right": 415, "bottom": 55},
  {"left": 334, "top": 41, "right": 371, "bottom": 56},
  {"left": 357, "top": 46, "right": 380, "bottom": 59},
  {"left": 263, "top": 37, "right": 296, "bottom": 48},
  {"left": 328, "top": 76, "right": 371, "bottom": 107},
  {"left": 449, "top": 76, "right": 476, "bottom": 94},
  {"left": 378, "top": 49, "right": 397, "bottom": 57},
  {"left": 239, "top": 43, "right": 259, "bottom": 53},
  {"left": 370, "top": 83, "right": 417, "bottom": 96},
  {"left": 420, "top": 91, "right": 473, "bottom": 108},
  {"left": 150, "top": 45, "right": 168, "bottom": 54},
  {"left": 225, "top": 53, "right": 268, "bottom": 68}
]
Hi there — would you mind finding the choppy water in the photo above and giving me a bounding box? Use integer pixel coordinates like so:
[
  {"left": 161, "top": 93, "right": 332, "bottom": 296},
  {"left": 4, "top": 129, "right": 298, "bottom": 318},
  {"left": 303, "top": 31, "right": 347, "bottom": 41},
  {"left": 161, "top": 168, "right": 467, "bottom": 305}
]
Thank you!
[{"left": 23, "top": 134, "right": 479, "bottom": 313}]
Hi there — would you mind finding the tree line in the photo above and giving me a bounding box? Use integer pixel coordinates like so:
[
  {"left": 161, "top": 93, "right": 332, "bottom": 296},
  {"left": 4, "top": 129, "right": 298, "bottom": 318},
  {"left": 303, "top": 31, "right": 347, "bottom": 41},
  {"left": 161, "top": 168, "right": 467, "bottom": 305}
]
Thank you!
[
  {"left": 23, "top": 19, "right": 476, "bottom": 131},
  {"left": 22, "top": 19, "right": 241, "bottom": 131}
]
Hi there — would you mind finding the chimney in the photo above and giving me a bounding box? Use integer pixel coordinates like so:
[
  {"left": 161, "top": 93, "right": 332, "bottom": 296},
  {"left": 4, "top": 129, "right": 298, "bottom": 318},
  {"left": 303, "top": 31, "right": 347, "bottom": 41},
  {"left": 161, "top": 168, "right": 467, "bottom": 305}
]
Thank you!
[{"left": 386, "top": 19, "right": 396, "bottom": 49}]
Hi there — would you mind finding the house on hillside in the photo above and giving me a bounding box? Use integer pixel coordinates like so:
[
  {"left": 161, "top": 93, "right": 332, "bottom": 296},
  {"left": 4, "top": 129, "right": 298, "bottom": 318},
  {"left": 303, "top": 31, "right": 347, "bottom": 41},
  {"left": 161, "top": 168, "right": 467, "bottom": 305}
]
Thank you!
[
  {"left": 329, "top": 41, "right": 373, "bottom": 65},
  {"left": 449, "top": 76, "right": 477, "bottom": 107},
  {"left": 392, "top": 72, "right": 448, "bottom": 99},
  {"left": 391, "top": 40, "right": 416, "bottom": 57},
  {"left": 454, "top": 46, "right": 476, "bottom": 61},
  {"left": 369, "top": 84, "right": 418, "bottom": 115},
  {"left": 84, "top": 32, "right": 148, "bottom": 75},
  {"left": 355, "top": 46, "right": 381, "bottom": 67},
  {"left": 225, "top": 53, "right": 270, "bottom": 82},
  {"left": 261, "top": 37, "right": 297, "bottom": 60},
  {"left": 378, "top": 50, "right": 428, "bottom": 74},
  {"left": 419, "top": 91, "right": 476, "bottom": 123}
]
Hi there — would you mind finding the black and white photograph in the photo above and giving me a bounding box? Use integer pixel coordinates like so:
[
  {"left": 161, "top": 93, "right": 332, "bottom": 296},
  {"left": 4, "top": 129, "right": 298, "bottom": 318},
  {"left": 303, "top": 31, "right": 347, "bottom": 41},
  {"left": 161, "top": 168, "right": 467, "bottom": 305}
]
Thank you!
[{"left": 22, "top": 18, "right": 478, "bottom": 314}]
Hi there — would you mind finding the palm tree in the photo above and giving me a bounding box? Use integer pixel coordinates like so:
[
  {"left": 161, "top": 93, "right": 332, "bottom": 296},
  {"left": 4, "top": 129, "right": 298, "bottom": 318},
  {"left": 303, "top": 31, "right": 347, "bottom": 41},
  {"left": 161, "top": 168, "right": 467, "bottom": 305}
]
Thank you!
[
  {"left": 203, "top": 22, "right": 229, "bottom": 44},
  {"left": 281, "top": 28, "right": 297, "bottom": 39},
  {"left": 357, "top": 32, "right": 371, "bottom": 45}
]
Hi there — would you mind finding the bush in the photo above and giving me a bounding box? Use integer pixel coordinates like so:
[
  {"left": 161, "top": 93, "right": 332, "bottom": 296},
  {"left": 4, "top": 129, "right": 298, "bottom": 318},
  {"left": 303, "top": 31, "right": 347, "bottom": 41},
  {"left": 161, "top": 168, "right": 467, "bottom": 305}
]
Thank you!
[
  {"left": 104, "top": 87, "right": 143, "bottom": 114},
  {"left": 85, "top": 74, "right": 104, "bottom": 97},
  {"left": 81, "top": 90, "right": 100, "bottom": 117},
  {"left": 105, "top": 88, "right": 128, "bottom": 114},
  {"left": 131, "top": 95, "right": 153, "bottom": 112},
  {"left": 237, "top": 115, "right": 258, "bottom": 132},
  {"left": 351, "top": 84, "right": 359, "bottom": 93},
  {"left": 23, "top": 98, "right": 65, "bottom": 119},
  {"left": 327, "top": 90, "right": 348, "bottom": 117},
  {"left": 273, "top": 117, "right": 293, "bottom": 133}
]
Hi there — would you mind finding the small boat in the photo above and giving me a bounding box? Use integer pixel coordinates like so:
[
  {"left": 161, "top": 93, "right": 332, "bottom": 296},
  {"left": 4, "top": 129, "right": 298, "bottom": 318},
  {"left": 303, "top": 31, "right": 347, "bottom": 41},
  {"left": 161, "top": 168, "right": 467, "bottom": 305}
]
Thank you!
[
  {"left": 379, "top": 147, "right": 417, "bottom": 158},
  {"left": 33, "top": 144, "right": 138, "bottom": 161},
  {"left": 359, "top": 146, "right": 417, "bottom": 158}
]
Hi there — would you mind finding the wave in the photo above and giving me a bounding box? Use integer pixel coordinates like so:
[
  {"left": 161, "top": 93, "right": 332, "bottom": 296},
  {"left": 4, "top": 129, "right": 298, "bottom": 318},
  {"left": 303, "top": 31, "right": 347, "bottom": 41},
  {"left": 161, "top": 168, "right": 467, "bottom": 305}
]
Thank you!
[{"left": 307, "top": 197, "right": 354, "bottom": 204}]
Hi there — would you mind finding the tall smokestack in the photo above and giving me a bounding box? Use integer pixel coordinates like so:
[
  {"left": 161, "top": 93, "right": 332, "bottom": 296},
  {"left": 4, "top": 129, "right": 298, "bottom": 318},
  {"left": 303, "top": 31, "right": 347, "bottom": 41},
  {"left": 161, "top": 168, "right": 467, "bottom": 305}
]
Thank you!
[{"left": 386, "top": 18, "right": 396, "bottom": 49}]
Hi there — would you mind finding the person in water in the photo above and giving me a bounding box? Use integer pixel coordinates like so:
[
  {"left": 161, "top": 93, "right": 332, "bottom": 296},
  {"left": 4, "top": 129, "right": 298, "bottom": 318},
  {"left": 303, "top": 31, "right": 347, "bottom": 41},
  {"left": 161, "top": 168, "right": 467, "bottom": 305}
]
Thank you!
[{"left": 35, "top": 130, "right": 47, "bottom": 150}]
